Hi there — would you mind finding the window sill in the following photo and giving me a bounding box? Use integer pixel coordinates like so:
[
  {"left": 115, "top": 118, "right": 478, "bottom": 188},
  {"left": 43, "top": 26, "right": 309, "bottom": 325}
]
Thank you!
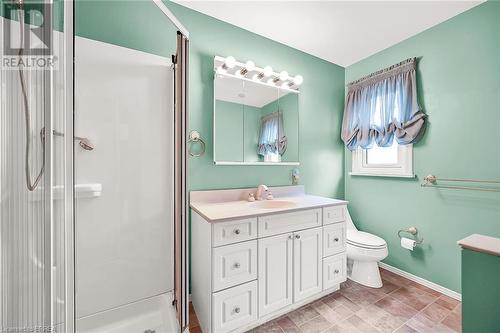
[{"left": 349, "top": 172, "right": 416, "bottom": 179}]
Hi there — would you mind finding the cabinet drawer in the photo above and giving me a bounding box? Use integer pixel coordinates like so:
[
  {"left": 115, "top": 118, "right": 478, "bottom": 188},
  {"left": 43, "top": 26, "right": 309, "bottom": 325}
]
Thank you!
[
  {"left": 323, "top": 205, "right": 346, "bottom": 225},
  {"left": 323, "top": 253, "right": 347, "bottom": 290},
  {"left": 258, "top": 208, "right": 322, "bottom": 237},
  {"left": 212, "top": 217, "right": 257, "bottom": 247},
  {"left": 212, "top": 281, "right": 258, "bottom": 333},
  {"left": 323, "top": 223, "right": 346, "bottom": 257},
  {"left": 212, "top": 240, "right": 257, "bottom": 292}
]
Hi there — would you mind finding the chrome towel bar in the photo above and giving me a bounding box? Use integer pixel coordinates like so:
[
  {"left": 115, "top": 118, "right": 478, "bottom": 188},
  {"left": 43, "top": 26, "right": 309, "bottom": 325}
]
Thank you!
[
  {"left": 421, "top": 174, "right": 500, "bottom": 192},
  {"left": 188, "top": 130, "right": 206, "bottom": 157}
]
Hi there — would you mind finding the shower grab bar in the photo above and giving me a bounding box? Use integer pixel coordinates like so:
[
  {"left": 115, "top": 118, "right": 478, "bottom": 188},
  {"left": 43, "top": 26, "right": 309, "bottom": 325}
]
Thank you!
[
  {"left": 421, "top": 174, "right": 500, "bottom": 192},
  {"left": 52, "top": 130, "right": 89, "bottom": 143},
  {"left": 42, "top": 128, "right": 95, "bottom": 151}
]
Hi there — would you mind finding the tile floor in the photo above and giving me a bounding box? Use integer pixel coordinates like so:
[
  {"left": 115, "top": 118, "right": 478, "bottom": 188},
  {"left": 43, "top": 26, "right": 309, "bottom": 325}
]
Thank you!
[{"left": 189, "top": 268, "right": 462, "bottom": 333}]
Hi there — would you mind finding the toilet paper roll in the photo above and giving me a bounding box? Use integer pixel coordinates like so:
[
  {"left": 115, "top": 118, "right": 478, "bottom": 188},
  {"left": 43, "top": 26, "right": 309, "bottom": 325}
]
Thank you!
[{"left": 400, "top": 237, "right": 416, "bottom": 251}]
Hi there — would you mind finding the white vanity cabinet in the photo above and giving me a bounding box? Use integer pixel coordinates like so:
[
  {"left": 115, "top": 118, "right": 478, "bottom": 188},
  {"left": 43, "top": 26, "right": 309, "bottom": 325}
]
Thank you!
[{"left": 191, "top": 201, "right": 347, "bottom": 333}]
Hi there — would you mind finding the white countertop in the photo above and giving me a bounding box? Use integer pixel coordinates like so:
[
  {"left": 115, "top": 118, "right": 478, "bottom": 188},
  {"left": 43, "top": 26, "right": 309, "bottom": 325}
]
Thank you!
[
  {"left": 190, "top": 186, "right": 347, "bottom": 222},
  {"left": 458, "top": 234, "right": 500, "bottom": 257}
]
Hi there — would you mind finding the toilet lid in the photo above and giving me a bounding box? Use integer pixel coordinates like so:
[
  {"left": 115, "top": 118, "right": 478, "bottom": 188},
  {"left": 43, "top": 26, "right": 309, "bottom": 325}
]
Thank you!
[{"left": 347, "top": 230, "right": 386, "bottom": 248}]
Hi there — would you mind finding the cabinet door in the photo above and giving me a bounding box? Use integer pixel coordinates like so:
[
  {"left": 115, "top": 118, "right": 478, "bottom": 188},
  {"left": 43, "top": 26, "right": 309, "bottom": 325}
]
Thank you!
[
  {"left": 323, "top": 223, "right": 345, "bottom": 257},
  {"left": 258, "top": 233, "right": 293, "bottom": 317},
  {"left": 293, "top": 227, "right": 323, "bottom": 302}
]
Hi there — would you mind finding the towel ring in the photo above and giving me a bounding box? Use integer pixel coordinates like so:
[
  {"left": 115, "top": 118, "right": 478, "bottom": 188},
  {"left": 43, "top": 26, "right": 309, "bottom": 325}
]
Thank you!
[
  {"left": 398, "top": 227, "right": 424, "bottom": 244},
  {"left": 188, "top": 131, "right": 206, "bottom": 157}
]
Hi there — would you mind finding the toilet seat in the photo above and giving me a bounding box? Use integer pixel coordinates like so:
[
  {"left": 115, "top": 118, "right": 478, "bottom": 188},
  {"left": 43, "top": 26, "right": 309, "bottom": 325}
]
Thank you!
[{"left": 347, "top": 230, "right": 386, "bottom": 249}]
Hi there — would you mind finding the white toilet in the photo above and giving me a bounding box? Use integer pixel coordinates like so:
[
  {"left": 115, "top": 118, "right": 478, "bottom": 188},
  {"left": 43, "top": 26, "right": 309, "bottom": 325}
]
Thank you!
[{"left": 345, "top": 208, "right": 388, "bottom": 288}]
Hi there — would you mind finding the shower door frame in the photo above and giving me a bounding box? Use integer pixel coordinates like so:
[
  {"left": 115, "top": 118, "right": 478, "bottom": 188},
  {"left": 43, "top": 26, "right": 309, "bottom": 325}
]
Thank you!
[{"left": 152, "top": 2, "right": 190, "bottom": 331}]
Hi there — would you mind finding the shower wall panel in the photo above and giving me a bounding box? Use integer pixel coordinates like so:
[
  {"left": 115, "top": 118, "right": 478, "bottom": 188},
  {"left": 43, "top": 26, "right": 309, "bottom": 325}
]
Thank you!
[{"left": 74, "top": 37, "right": 174, "bottom": 318}]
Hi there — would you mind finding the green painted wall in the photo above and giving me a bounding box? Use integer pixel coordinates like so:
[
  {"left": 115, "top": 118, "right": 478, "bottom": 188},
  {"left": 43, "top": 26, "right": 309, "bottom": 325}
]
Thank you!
[
  {"left": 461, "top": 249, "right": 500, "bottom": 333},
  {"left": 75, "top": 0, "right": 177, "bottom": 57},
  {"left": 344, "top": 1, "right": 500, "bottom": 292},
  {"left": 165, "top": 2, "right": 345, "bottom": 198}
]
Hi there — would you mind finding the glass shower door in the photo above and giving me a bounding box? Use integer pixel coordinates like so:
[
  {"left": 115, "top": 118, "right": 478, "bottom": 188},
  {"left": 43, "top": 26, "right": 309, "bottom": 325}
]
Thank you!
[
  {"left": 0, "top": 0, "right": 73, "bottom": 332},
  {"left": 73, "top": 1, "right": 181, "bottom": 332}
]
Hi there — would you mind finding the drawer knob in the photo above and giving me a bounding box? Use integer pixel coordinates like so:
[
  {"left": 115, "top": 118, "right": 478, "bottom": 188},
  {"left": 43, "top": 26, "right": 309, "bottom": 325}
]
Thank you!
[
  {"left": 234, "top": 229, "right": 241, "bottom": 235},
  {"left": 233, "top": 262, "right": 240, "bottom": 269},
  {"left": 334, "top": 269, "right": 340, "bottom": 274},
  {"left": 334, "top": 237, "right": 339, "bottom": 242},
  {"left": 295, "top": 234, "right": 301, "bottom": 239},
  {"left": 234, "top": 307, "right": 241, "bottom": 314},
  {"left": 288, "top": 234, "right": 294, "bottom": 239}
]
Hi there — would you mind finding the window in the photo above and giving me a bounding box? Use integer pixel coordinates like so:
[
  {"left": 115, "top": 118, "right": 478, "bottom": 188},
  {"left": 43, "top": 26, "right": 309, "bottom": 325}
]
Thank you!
[
  {"left": 341, "top": 58, "right": 425, "bottom": 178},
  {"left": 351, "top": 142, "right": 414, "bottom": 177}
]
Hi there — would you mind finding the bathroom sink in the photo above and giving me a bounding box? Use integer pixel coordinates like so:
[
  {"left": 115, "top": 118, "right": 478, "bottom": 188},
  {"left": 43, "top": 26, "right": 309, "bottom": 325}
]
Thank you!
[{"left": 250, "top": 200, "right": 297, "bottom": 209}]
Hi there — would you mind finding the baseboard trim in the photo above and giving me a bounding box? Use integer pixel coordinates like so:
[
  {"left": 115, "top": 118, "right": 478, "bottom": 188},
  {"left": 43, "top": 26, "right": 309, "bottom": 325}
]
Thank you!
[{"left": 378, "top": 262, "right": 461, "bottom": 301}]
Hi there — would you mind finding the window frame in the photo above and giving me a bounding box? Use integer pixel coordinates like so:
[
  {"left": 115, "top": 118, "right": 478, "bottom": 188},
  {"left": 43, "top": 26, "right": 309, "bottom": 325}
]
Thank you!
[{"left": 350, "top": 143, "right": 414, "bottom": 178}]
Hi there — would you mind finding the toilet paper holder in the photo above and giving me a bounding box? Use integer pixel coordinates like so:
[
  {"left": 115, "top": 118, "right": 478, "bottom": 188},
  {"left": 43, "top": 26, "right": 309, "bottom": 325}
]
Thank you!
[{"left": 398, "top": 227, "right": 424, "bottom": 245}]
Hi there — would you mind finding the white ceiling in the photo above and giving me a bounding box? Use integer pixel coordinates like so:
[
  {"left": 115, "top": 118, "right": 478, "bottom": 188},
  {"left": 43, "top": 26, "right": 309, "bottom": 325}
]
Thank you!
[{"left": 173, "top": 1, "right": 483, "bottom": 67}]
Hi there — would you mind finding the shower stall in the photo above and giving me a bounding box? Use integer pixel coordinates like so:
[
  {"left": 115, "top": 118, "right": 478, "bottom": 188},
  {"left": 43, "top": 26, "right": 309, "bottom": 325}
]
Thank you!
[{"left": 0, "top": 0, "right": 189, "bottom": 332}]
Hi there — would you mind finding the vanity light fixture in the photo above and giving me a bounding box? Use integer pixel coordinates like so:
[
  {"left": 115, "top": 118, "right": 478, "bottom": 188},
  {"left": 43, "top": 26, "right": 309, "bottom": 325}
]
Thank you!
[
  {"left": 239, "top": 60, "right": 255, "bottom": 77},
  {"left": 224, "top": 56, "right": 236, "bottom": 69},
  {"left": 217, "top": 55, "right": 237, "bottom": 74},
  {"left": 279, "top": 71, "right": 289, "bottom": 81},
  {"left": 214, "top": 56, "right": 303, "bottom": 91},
  {"left": 288, "top": 75, "right": 304, "bottom": 87},
  {"left": 263, "top": 66, "right": 273, "bottom": 77},
  {"left": 293, "top": 75, "right": 304, "bottom": 86},
  {"left": 252, "top": 65, "right": 274, "bottom": 81},
  {"left": 272, "top": 70, "right": 289, "bottom": 84}
]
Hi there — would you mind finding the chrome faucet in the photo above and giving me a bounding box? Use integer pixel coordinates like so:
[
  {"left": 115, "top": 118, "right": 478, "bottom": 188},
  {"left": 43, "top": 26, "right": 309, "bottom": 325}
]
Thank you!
[{"left": 256, "top": 184, "right": 269, "bottom": 201}]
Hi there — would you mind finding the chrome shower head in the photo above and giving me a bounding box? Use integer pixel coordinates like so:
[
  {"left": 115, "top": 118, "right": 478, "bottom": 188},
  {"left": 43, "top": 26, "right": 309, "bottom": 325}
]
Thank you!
[{"left": 79, "top": 138, "right": 94, "bottom": 151}]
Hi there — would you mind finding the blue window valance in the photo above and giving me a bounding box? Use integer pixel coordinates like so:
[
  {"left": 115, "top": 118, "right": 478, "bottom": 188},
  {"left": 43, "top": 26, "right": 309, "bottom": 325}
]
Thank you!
[
  {"left": 258, "top": 111, "right": 287, "bottom": 157},
  {"left": 341, "top": 58, "right": 426, "bottom": 151}
]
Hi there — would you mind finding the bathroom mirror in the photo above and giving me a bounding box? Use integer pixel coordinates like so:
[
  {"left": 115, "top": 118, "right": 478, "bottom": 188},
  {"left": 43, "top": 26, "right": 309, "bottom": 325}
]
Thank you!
[{"left": 213, "top": 72, "right": 299, "bottom": 165}]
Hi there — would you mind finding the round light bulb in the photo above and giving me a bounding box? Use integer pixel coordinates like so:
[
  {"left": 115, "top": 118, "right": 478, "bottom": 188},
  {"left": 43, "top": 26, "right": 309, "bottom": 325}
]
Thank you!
[
  {"left": 279, "top": 70, "right": 289, "bottom": 81},
  {"left": 245, "top": 60, "right": 255, "bottom": 72},
  {"left": 252, "top": 73, "right": 260, "bottom": 81},
  {"left": 224, "top": 56, "right": 236, "bottom": 69},
  {"left": 293, "top": 75, "right": 303, "bottom": 86},
  {"left": 263, "top": 66, "right": 273, "bottom": 77}
]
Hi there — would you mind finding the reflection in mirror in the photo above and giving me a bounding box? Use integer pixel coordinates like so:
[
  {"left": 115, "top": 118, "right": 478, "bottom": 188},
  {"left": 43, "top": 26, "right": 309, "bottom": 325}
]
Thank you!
[
  {"left": 214, "top": 76, "right": 245, "bottom": 162},
  {"left": 214, "top": 67, "right": 299, "bottom": 165}
]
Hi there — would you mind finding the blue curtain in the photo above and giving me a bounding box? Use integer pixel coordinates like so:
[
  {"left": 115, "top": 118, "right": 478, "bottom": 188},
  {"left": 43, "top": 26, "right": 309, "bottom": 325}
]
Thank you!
[
  {"left": 258, "top": 111, "right": 287, "bottom": 157},
  {"left": 341, "top": 58, "right": 426, "bottom": 151}
]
